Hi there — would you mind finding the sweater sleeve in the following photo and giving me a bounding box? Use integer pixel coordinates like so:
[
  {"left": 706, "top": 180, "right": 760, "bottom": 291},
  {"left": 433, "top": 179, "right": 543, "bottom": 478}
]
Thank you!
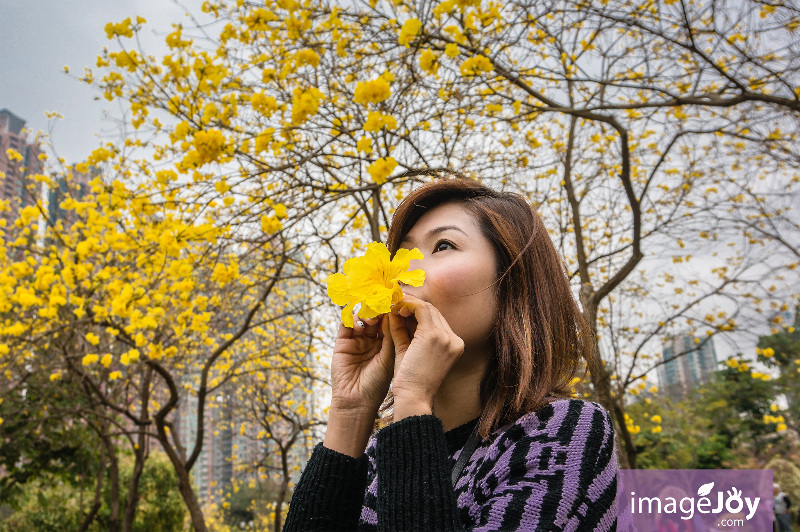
[
  {"left": 374, "top": 414, "right": 463, "bottom": 531},
  {"left": 464, "top": 400, "right": 620, "bottom": 531},
  {"left": 283, "top": 442, "right": 369, "bottom": 532}
]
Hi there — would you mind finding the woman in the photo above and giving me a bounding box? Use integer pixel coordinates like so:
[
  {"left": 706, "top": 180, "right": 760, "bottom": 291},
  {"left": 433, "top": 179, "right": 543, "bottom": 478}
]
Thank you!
[{"left": 284, "top": 178, "right": 621, "bottom": 531}]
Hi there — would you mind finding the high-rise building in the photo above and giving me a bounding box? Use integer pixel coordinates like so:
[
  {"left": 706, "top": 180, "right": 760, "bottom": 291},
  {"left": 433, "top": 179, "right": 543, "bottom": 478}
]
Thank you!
[
  {"left": 0, "top": 109, "right": 43, "bottom": 230},
  {"left": 47, "top": 164, "right": 98, "bottom": 233},
  {"left": 657, "top": 334, "right": 718, "bottom": 398}
]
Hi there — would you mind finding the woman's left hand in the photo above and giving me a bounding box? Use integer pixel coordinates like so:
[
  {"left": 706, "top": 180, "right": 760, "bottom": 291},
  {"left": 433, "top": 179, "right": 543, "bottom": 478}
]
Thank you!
[{"left": 388, "top": 293, "right": 465, "bottom": 419}]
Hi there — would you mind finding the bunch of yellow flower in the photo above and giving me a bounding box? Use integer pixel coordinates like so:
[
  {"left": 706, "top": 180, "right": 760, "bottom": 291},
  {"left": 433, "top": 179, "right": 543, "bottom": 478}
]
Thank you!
[
  {"left": 367, "top": 157, "right": 398, "bottom": 184},
  {"left": 326, "top": 242, "right": 425, "bottom": 328},
  {"left": 460, "top": 55, "right": 493, "bottom": 76},
  {"left": 354, "top": 76, "right": 392, "bottom": 105}
]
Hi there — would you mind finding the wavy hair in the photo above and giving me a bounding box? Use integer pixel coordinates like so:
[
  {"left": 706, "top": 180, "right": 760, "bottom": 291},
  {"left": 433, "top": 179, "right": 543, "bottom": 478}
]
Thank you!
[{"left": 385, "top": 176, "right": 594, "bottom": 438}]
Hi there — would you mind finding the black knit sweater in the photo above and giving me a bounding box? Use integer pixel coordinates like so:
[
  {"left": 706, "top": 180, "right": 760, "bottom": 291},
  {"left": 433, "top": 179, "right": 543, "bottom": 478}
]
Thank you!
[{"left": 283, "top": 399, "right": 622, "bottom": 531}]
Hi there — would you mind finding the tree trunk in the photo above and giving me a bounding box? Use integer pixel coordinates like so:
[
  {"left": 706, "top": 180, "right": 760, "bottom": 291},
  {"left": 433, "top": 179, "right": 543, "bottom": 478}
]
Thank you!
[
  {"left": 105, "top": 438, "right": 121, "bottom": 532},
  {"left": 121, "top": 438, "right": 147, "bottom": 532},
  {"left": 275, "top": 449, "right": 291, "bottom": 532},
  {"left": 79, "top": 450, "right": 106, "bottom": 532},
  {"left": 174, "top": 460, "right": 207, "bottom": 532},
  {"left": 123, "top": 369, "right": 153, "bottom": 532},
  {"left": 584, "top": 302, "right": 637, "bottom": 469}
]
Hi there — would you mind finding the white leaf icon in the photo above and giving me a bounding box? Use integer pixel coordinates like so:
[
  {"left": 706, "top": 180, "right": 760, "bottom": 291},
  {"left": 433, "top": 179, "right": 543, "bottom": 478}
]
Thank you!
[{"left": 697, "top": 482, "right": 714, "bottom": 497}]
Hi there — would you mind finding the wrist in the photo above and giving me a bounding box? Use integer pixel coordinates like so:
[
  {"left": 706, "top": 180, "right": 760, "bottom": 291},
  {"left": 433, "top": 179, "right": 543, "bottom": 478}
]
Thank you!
[
  {"left": 323, "top": 408, "right": 376, "bottom": 458},
  {"left": 392, "top": 396, "right": 434, "bottom": 421}
]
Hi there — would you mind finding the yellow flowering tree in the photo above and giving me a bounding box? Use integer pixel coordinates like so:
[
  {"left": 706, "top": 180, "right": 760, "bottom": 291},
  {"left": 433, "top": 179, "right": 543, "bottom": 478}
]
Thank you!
[{"left": 5, "top": 0, "right": 800, "bottom": 525}]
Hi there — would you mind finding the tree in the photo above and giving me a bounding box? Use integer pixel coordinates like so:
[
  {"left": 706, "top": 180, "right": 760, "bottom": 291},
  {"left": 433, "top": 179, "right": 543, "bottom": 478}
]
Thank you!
[
  {"left": 756, "top": 303, "right": 800, "bottom": 438},
  {"left": 4, "top": 0, "right": 800, "bottom": 526}
]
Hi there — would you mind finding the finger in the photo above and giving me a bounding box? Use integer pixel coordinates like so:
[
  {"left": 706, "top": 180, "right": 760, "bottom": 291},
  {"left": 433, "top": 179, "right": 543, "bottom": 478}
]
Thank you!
[
  {"left": 337, "top": 320, "right": 354, "bottom": 339},
  {"left": 392, "top": 294, "right": 435, "bottom": 326},
  {"left": 388, "top": 312, "right": 412, "bottom": 360},
  {"left": 362, "top": 316, "right": 381, "bottom": 338},
  {"left": 352, "top": 310, "right": 366, "bottom": 337},
  {"left": 378, "top": 315, "right": 395, "bottom": 372}
]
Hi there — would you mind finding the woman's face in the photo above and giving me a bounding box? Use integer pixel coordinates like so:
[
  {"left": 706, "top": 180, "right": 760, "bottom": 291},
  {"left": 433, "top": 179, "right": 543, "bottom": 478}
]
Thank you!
[{"left": 397, "top": 202, "right": 499, "bottom": 355}]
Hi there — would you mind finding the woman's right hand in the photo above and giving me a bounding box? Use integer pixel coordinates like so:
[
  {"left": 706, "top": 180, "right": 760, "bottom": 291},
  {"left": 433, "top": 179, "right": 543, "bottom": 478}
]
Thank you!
[{"left": 324, "top": 312, "right": 394, "bottom": 457}]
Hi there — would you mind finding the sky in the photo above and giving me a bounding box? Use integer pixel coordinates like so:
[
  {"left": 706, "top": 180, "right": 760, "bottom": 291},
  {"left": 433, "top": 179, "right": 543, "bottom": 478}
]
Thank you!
[{"left": 0, "top": 0, "right": 186, "bottom": 163}]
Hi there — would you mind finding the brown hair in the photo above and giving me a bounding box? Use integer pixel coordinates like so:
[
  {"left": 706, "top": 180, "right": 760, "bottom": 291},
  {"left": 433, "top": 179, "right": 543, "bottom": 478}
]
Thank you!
[{"left": 385, "top": 176, "right": 594, "bottom": 439}]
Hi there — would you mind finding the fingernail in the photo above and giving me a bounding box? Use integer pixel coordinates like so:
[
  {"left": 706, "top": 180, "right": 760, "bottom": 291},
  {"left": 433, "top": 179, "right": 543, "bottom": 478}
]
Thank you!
[{"left": 356, "top": 320, "right": 365, "bottom": 328}]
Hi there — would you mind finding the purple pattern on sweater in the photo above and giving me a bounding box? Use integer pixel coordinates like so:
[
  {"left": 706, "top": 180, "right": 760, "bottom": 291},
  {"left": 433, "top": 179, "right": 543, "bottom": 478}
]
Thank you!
[{"left": 359, "top": 399, "right": 619, "bottom": 531}]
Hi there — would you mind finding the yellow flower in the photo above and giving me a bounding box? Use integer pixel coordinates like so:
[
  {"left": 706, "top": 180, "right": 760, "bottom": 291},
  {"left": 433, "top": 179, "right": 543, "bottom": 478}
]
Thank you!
[
  {"left": 86, "top": 332, "right": 100, "bottom": 345},
  {"left": 357, "top": 137, "right": 373, "bottom": 154},
  {"left": 326, "top": 242, "right": 425, "bottom": 327},
  {"left": 120, "top": 348, "right": 140, "bottom": 365},
  {"left": 82, "top": 353, "right": 99, "bottom": 366},
  {"left": 419, "top": 49, "right": 440, "bottom": 76},
  {"left": 101, "top": 354, "right": 112, "bottom": 368},
  {"left": 460, "top": 55, "right": 493, "bottom": 76},
  {"left": 291, "top": 86, "right": 324, "bottom": 125},
  {"left": 363, "top": 111, "right": 397, "bottom": 132},
  {"left": 109, "top": 371, "right": 122, "bottom": 380},
  {"left": 398, "top": 18, "right": 422, "bottom": 47},
  {"left": 445, "top": 43, "right": 460, "bottom": 58},
  {"left": 354, "top": 77, "right": 392, "bottom": 105},
  {"left": 650, "top": 415, "right": 662, "bottom": 424},
  {"left": 652, "top": 426, "right": 662, "bottom": 433},
  {"left": 367, "top": 157, "right": 398, "bottom": 184}
]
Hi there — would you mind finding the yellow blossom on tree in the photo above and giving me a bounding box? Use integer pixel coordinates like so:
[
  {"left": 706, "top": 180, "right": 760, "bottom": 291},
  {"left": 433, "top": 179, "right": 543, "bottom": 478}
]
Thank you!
[
  {"left": 650, "top": 415, "right": 662, "bottom": 424},
  {"left": 120, "top": 348, "right": 140, "bottom": 365},
  {"left": 357, "top": 137, "right": 373, "bottom": 154},
  {"left": 398, "top": 18, "right": 422, "bottom": 47},
  {"left": 367, "top": 157, "right": 398, "bottom": 184},
  {"left": 326, "top": 242, "right": 426, "bottom": 327},
  {"left": 354, "top": 77, "right": 392, "bottom": 105},
  {"left": 445, "top": 43, "right": 460, "bottom": 58},
  {"left": 419, "top": 49, "right": 440, "bottom": 76},
  {"left": 460, "top": 55, "right": 493, "bottom": 76},
  {"left": 261, "top": 214, "right": 282, "bottom": 234},
  {"left": 363, "top": 111, "right": 397, "bottom": 132},
  {"left": 291, "top": 86, "right": 324, "bottom": 125},
  {"left": 101, "top": 354, "right": 112, "bottom": 368},
  {"left": 82, "top": 353, "right": 99, "bottom": 366},
  {"left": 109, "top": 371, "right": 122, "bottom": 380}
]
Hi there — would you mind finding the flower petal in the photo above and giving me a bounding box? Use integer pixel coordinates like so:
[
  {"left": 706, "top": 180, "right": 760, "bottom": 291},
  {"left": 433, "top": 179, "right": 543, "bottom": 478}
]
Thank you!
[
  {"left": 389, "top": 247, "right": 423, "bottom": 278},
  {"left": 326, "top": 273, "right": 351, "bottom": 306},
  {"left": 359, "top": 301, "right": 382, "bottom": 319},
  {"left": 395, "top": 268, "right": 426, "bottom": 287},
  {"left": 340, "top": 301, "right": 356, "bottom": 328},
  {"left": 364, "top": 286, "right": 394, "bottom": 316}
]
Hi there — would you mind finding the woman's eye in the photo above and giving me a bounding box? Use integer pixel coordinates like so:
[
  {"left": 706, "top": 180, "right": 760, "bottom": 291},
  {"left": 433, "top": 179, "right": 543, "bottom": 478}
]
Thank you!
[{"left": 433, "top": 240, "right": 454, "bottom": 252}]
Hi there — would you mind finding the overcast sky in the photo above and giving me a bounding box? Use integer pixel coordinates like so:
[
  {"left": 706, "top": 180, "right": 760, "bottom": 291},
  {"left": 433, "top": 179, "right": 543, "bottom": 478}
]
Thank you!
[{"left": 0, "top": 0, "right": 186, "bottom": 163}]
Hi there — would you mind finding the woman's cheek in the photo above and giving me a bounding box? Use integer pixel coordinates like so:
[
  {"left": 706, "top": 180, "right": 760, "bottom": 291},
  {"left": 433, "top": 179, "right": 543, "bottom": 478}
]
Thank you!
[
  {"left": 426, "top": 264, "right": 492, "bottom": 339},
  {"left": 426, "top": 263, "right": 475, "bottom": 299}
]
